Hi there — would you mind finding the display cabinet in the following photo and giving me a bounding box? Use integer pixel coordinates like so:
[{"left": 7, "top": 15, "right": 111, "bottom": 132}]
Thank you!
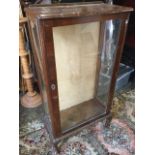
[{"left": 25, "top": 2, "right": 133, "bottom": 152}]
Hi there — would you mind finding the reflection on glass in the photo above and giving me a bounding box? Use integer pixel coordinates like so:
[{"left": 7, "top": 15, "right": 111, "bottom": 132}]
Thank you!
[
  {"left": 52, "top": 20, "right": 121, "bottom": 131},
  {"left": 97, "top": 19, "right": 121, "bottom": 105},
  {"left": 32, "top": 26, "right": 49, "bottom": 114}
]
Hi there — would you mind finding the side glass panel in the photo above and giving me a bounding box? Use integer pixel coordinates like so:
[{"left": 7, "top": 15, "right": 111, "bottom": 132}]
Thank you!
[
  {"left": 52, "top": 19, "right": 121, "bottom": 132},
  {"left": 97, "top": 19, "right": 122, "bottom": 106},
  {"left": 32, "top": 26, "right": 49, "bottom": 114}
]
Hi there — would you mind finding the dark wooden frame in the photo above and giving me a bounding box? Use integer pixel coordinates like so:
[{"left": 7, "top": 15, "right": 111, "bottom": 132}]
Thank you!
[{"left": 25, "top": 2, "right": 133, "bottom": 150}]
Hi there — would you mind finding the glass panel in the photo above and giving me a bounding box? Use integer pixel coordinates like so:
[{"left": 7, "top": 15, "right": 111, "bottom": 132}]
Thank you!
[
  {"left": 52, "top": 20, "right": 121, "bottom": 131},
  {"left": 32, "top": 26, "right": 49, "bottom": 115},
  {"left": 32, "top": 25, "right": 43, "bottom": 72},
  {"left": 97, "top": 19, "right": 121, "bottom": 106}
]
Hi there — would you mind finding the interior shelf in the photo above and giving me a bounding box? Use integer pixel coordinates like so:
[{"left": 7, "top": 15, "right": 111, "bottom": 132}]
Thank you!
[{"left": 60, "top": 98, "right": 106, "bottom": 131}]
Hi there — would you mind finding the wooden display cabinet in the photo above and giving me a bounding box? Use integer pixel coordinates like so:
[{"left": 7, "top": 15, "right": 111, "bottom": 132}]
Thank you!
[{"left": 25, "top": 2, "right": 133, "bottom": 152}]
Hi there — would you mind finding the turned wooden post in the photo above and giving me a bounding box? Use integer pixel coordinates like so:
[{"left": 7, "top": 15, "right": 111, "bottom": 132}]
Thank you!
[{"left": 19, "top": 18, "right": 42, "bottom": 108}]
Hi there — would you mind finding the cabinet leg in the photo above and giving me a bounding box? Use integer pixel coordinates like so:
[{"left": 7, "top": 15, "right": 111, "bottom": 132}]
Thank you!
[
  {"left": 47, "top": 145, "right": 58, "bottom": 155},
  {"left": 43, "top": 116, "right": 59, "bottom": 154},
  {"left": 103, "top": 114, "right": 112, "bottom": 128}
]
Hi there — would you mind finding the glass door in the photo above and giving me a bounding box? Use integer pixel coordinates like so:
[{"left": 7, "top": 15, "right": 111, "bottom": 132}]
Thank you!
[{"left": 52, "top": 19, "right": 121, "bottom": 132}]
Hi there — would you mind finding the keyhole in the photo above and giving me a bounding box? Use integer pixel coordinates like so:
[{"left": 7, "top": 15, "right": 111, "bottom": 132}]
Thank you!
[{"left": 51, "top": 84, "right": 56, "bottom": 90}]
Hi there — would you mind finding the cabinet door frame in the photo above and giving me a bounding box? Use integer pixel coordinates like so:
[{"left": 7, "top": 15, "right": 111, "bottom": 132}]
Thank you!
[{"left": 36, "top": 12, "right": 130, "bottom": 139}]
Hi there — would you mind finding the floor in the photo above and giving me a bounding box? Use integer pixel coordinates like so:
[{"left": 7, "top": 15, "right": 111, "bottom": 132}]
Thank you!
[{"left": 19, "top": 84, "right": 135, "bottom": 155}]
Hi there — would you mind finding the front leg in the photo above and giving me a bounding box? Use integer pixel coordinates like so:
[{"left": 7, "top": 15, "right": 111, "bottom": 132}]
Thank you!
[
  {"left": 47, "top": 144, "right": 58, "bottom": 155},
  {"left": 103, "top": 113, "right": 112, "bottom": 128}
]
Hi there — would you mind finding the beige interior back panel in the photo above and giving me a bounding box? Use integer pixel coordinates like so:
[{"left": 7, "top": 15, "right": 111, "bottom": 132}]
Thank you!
[{"left": 53, "top": 22, "right": 100, "bottom": 111}]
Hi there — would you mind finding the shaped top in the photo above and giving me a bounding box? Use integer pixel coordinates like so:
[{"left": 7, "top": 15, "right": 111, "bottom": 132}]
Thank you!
[{"left": 25, "top": 2, "right": 133, "bottom": 20}]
